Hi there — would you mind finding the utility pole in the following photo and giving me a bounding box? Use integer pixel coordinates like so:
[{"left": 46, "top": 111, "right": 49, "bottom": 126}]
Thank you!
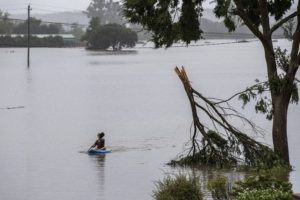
[{"left": 27, "top": 4, "right": 31, "bottom": 68}]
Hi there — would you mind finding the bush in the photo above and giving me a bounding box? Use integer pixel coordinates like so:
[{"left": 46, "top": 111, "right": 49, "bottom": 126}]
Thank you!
[
  {"left": 207, "top": 177, "right": 231, "bottom": 200},
  {"left": 235, "top": 189, "right": 292, "bottom": 200},
  {"left": 153, "top": 175, "right": 203, "bottom": 200},
  {"left": 233, "top": 175, "right": 293, "bottom": 200},
  {"left": 233, "top": 175, "right": 292, "bottom": 194},
  {"left": 83, "top": 18, "right": 138, "bottom": 50}
]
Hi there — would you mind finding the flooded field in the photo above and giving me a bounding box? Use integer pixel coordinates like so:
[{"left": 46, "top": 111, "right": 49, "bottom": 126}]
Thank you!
[{"left": 0, "top": 40, "right": 299, "bottom": 199}]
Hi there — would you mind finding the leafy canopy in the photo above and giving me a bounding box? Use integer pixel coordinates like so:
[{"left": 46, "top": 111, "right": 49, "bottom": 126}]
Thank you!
[{"left": 123, "top": 0, "right": 295, "bottom": 47}]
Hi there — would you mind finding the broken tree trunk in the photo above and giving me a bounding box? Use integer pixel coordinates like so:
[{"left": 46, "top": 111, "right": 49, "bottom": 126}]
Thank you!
[{"left": 173, "top": 67, "right": 286, "bottom": 168}]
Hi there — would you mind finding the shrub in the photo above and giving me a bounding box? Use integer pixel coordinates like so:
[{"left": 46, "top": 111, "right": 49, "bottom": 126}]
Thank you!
[
  {"left": 233, "top": 175, "right": 293, "bottom": 200},
  {"left": 153, "top": 175, "right": 203, "bottom": 200},
  {"left": 233, "top": 175, "right": 292, "bottom": 194},
  {"left": 207, "top": 177, "right": 231, "bottom": 200},
  {"left": 236, "top": 189, "right": 292, "bottom": 200}
]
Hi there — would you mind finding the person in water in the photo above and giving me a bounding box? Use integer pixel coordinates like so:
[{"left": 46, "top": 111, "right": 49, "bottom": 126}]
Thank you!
[{"left": 90, "top": 132, "right": 106, "bottom": 150}]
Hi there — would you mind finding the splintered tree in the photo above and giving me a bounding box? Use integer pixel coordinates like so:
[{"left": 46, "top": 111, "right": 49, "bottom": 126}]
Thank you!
[
  {"left": 173, "top": 67, "right": 287, "bottom": 168},
  {"left": 123, "top": 0, "right": 300, "bottom": 165}
]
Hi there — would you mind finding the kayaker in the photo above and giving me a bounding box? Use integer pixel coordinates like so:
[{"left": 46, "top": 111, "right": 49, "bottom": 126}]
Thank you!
[{"left": 90, "top": 132, "right": 106, "bottom": 150}]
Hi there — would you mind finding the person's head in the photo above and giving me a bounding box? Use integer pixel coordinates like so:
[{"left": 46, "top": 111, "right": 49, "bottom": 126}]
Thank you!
[{"left": 97, "top": 132, "right": 105, "bottom": 139}]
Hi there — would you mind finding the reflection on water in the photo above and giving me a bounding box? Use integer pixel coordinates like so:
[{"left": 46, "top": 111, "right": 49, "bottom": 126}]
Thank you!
[
  {"left": 87, "top": 50, "right": 138, "bottom": 56},
  {"left": 90, "top": 155, "right": 106, "bottom": 192}
]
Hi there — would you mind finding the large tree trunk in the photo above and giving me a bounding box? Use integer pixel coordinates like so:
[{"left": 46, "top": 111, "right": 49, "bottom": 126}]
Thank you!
[
  {"left": 272, "top": 96, "right": 290, "bottom": 164},
  {"left": 263, "top": 42, "right": 292, "bottom": 165}
]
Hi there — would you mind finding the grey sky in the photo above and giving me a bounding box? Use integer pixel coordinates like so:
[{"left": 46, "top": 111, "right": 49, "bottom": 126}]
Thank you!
[
  {"left": 0, "top": 0, "right": 215, "bottom": 14},
  {"left": 0, "top": 0, "right": 297, "bottom": 14}
]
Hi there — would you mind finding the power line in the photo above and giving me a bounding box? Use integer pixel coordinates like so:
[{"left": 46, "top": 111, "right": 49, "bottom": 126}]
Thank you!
[
  {"left": 30, "top": 3, "right": 84, "bottom": 12},
  {"left": 32, "top": 8, "right": 63, "bottom": 13},
  {"left": 0, "top": 3, "right": 28, "bottom": 7},
  {"left": 2, "top": 8, "right": 26, "bottom": 12}
]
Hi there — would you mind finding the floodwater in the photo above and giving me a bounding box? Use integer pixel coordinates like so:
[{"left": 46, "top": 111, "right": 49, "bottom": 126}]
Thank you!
[{"left": 0, "top": 40, "right": 299, "bottom": 200}]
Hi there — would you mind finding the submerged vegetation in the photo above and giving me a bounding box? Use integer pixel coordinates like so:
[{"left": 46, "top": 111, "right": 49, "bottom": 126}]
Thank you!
[
  {"left": 208, "top": 177, "right": 231, "bottom": 200},
  {"left": 154, "top": 174, "right": 293, "bottom": 200},
  {"left": 153, "top": 175, "right": 203, "bottom": 200},
  {"left": 233, "top": 175, "right": 293, "bottom": 200},
  {"left": 170, "top": 67, "right": 290, "bottom": 171}
]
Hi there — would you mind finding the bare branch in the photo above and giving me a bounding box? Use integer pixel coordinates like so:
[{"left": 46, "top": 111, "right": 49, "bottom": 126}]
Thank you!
[
  {"left": 213, "top": 81, "right": 269, "bottom": 105},
  {"left": 269, "top": 12, "right": 297, "bottom": 35}
]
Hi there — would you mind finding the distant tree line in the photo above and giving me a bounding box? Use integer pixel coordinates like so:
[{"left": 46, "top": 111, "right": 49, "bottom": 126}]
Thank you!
[
  {"left": 13, "top": 18, "right": 62, "bottom": 34},
  {"left": 0, "top": 35, "right": 65, "bottom": 47},
  {"left": 0, "top": 12, "right": 63, "bottom": 35},
  {"left": 0, "top": 11, "right": 85, "bottom": 47}
]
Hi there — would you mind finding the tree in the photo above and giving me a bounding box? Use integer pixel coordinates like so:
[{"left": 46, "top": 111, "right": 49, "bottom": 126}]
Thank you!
[
  {"left": 123, "top": 0, "right": 300, "bottom": 165},
  {"left": 82, "top": 17, "right": 101, "bottom": 46},
  {"left": 83, "top": 19, "right": 137, "bottom": 50},
  {"left": 0, "top": 11, "right": 14, "bottom": 34},
  {"left": 85, "top": 0, "right": 123, "bottom": 24}
]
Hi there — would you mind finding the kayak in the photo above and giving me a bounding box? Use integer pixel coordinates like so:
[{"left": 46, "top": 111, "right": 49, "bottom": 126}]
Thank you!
[{"left": 88, "top": 149, "right": 112, "bottom": 155}]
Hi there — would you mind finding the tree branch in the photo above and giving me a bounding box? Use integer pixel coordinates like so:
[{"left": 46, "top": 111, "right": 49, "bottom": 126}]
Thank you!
[
  {"left": 269, "top": 12, "right": 297, "bottom": 35},
  {"left": 173, "top": 67, "right": 281, "bottom": 168},
  {"left": 233, "top": 0, "right": 266, "bottom": 43},
  {"left": 289, "top": 4, "right": 300, "bottom": 72}
]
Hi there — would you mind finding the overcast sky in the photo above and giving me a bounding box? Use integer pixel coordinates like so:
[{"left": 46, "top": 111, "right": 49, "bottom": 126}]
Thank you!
[
  {"left": 0, "top": 0, "right": 215, "bottom": 14},
  {"left": 0, "top": 0, "right": 297, "bottom": 14}
]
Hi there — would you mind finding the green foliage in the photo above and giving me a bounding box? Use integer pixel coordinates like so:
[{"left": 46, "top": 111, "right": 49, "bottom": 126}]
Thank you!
[
  {"left": 123, "top": 0, "right": 295, "bottom": 46},
  {"left": 82, "top": 17, "right": 101, "bottom": 42},
  {"left": 169, "top": 130, "right": 240, "bottom": 168},
  {"left": 233, "top": 175, "right": 293, "bottom": 200},
  {"left": 153, "top": 175, "right": 203, "bottom": 200},
  {"left": 123, "top": 0, "right": 203, "bottom": 47},
  {"left": 238, "top": 47, "right": 299, "bottom": 120},
  {"left": 232, "top": 175, "right": 293, "bottom": 198},
  {"left": 207, "top": 177, "right": 231, "bottom": 200},
  {"left": 84, "top": 21, "right": 138, "bottom": 50},
  {"left": 235, "top": 189, "right": 293, "bottom": 200}
]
